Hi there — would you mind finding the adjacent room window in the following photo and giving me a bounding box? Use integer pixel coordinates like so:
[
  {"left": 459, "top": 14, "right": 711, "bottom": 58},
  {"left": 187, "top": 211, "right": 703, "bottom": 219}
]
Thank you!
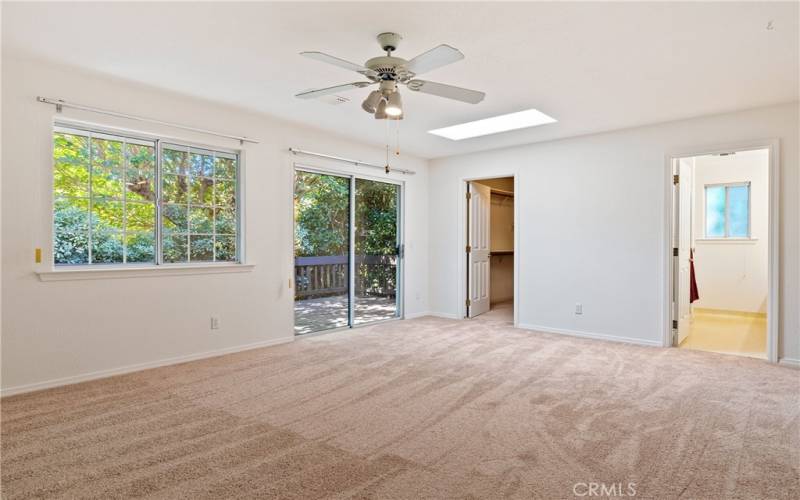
[
  {"left": 53, "top": 126, "right": 240, "bottom": 266},
  {"left": 704, "top": 182, "right": 750, "bottom": 238}
]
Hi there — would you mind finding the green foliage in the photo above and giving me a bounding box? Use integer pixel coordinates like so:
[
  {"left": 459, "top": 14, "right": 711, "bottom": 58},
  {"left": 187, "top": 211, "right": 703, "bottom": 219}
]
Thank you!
[
  {"left": 294, "top": 172, "right": 399, "bottom": 297},
  {"left": 294, "top": 171, "right": 350, "bottom": 257},
  {"left": 53, "top": 132, "right": 236, "bottom": 264},
  {"left": 53, "top": 202, "right": 89, "bottom": 264},
  {"left": 355, "top": 178, "right": 398, "bottom": 256},
  {"left": 293, "top": 172, "right": 399, "bottom": 257},
  {"left": 53, "top": 203, "right": 154, "bottom": 264}
]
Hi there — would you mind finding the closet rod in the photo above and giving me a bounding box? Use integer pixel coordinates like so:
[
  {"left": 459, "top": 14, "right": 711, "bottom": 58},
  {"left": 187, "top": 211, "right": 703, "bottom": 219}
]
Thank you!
[
  {"left": 289, "top": 148, "right": 416, "bottom": 175},
  {"left": 36, "top": 96, "right": 260, "bottom": 144},
  {"left": 491, "top": 189, "right": 514, "bottom": 197}
]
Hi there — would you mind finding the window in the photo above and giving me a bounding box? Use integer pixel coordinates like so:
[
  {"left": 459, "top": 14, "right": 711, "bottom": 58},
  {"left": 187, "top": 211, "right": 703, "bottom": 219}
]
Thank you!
[
  {"left": 704, "top": 182, "right": 750, "bottom": 238},
  {"left": 53, "top": 126, "right": 240, "bottom": 266}
]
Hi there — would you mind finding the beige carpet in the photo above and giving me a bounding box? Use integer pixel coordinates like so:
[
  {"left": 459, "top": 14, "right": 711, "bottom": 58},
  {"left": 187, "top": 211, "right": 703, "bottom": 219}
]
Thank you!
[{"left": 2, "top": 316, "right": 799, "bottom": 499}]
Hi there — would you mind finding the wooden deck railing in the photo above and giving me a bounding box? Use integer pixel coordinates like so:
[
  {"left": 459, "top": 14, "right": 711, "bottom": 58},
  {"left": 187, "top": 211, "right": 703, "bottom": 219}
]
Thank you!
[{"left": 295, "top": 255, "right": 397, "bottom": 299}]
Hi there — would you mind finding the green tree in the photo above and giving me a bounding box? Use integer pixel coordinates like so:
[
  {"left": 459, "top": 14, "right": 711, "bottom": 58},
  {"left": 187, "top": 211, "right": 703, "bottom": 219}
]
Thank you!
[
  {"left": 294, "top": 172, "right": 398, "bottom": 297},
  {"left": 53, "top": 133, "right": 237, "bottom": 264},
  {"left": 293, "top": 171, "right": 350, "bottom": 257}
]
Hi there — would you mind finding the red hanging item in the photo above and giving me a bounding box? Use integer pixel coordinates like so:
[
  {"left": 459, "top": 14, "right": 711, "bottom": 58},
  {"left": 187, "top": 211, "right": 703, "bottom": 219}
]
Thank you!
[{"left": 689, "top": 248, "right": 700, "bottom": 303}]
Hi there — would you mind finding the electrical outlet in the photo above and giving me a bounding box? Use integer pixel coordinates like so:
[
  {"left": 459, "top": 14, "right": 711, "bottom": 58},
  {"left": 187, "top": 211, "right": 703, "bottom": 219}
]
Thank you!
[
  {"left": 575, "top": 303, "right": 583, "bottom": 315},
  {"left": 210, "top": 316, "right": 220, "bottom": 330}
]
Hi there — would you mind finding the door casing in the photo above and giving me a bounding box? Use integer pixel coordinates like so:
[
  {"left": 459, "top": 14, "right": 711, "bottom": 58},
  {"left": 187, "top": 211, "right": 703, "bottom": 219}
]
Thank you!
[{"left": 459, "top": 174, "right": 519, "bottom": 326}]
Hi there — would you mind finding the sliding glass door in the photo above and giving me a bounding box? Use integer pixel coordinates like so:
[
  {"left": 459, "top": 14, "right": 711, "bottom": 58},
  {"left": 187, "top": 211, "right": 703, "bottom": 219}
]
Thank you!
[
  {"left": 293, "top": 170, "right": 351, "bottom": 334},
  {"left": 354, "top": 179, "right": 400, "bottom": 325},
  {"left": 294, "top": 169, "right": 401, "bottom": 335}
]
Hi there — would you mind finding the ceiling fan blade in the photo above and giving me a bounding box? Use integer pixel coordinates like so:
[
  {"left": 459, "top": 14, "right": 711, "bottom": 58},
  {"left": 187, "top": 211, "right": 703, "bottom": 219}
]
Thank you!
[
  {"left": 295, "top": 81, "right": 374, "bottom": 99},
  {"left": 405, "top": 44, "right": 464, "bottom": 75},
  {"left": 405, "top": 80, "right": 485, "bottom": 104},
  {"left": 300, "top": 51, "right": 377, "bottom": 78}
]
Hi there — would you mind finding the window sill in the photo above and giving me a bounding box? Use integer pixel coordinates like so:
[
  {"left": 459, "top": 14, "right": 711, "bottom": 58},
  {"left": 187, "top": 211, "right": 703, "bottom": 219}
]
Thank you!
[
  {"left": 37, "top": 263, "right": 255, "bottom": 282},
  {"left": 695, "top": 238, "right": 758, "bottom": 244}
]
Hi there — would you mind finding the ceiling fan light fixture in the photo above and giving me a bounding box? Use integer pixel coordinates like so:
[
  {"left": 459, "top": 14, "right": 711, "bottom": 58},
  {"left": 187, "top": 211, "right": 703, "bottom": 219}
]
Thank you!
[
  {"left": 374, "top": 98, "right": 388, "bottom": 119},
  {"left": 361, "top": 90, "right": 382, "bottom": 113},
  {"left": 385, "top": 91, "right": 403, "bottom": 117}
]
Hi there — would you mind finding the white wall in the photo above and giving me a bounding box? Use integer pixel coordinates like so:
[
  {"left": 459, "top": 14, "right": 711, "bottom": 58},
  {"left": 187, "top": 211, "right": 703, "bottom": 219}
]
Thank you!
[
  {"left": 428, "top": 103, "right": 799, "bottom": 361},
  {"left": 1, "top": 56, "right": 430, "bottom": 394},
  {"left": 691, "top": 150, "right": 769, "bottom": 313}
]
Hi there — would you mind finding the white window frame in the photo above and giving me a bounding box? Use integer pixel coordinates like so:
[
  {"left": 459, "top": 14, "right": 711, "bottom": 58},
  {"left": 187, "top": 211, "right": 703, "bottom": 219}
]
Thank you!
[
  {"left": 703, "top": 181, "right": 751, "bottom": 239},
  {"left": 50, "top": 123, "right": 244, "bottom": 269}
]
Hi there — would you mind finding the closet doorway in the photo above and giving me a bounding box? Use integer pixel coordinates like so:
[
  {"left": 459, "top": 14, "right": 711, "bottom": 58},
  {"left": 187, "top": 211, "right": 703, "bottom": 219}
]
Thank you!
[{"left": 464, "top": 176, "right": 516, "bottom": 323}]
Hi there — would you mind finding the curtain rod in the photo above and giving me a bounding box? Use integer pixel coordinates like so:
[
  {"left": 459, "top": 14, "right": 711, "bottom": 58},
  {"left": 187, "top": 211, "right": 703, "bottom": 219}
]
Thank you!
[
  {"left": 36, "top": 96, "right": 259, "bottom": 144},
  {"left": 289, "top": 148, "right": 416, "bottom": 175}
]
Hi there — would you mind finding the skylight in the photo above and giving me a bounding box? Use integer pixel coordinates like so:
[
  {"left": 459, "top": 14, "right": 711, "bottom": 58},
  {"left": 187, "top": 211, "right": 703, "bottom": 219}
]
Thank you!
[{"left": 428, "top": 109, "right": 557, "bottom": 140}]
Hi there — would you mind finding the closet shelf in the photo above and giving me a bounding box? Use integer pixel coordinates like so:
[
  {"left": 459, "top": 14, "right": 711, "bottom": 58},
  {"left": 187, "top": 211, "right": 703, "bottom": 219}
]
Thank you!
[{"left": 490, "top": 250, "right": 514, "bottom": 256}]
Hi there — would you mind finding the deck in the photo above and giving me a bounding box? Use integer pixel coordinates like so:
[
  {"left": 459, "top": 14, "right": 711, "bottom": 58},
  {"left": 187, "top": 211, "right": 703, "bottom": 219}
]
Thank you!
[{"left": 294, "top": 295, "right": 397, "bottom": 335}]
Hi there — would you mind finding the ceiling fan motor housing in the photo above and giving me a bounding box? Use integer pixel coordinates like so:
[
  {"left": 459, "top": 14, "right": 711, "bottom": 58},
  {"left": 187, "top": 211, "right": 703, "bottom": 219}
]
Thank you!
[
  {"left": 377, "top": 32, "right": 402, "bottom": 52},
  {"left": 365, "top": 56, "right": 411, "bottom": 81}
]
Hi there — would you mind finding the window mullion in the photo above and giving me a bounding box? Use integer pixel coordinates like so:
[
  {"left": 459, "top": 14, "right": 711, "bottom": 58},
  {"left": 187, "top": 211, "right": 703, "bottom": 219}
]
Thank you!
[
  {"left": 88, "top": 133, "right": 94, "bottom": 265},
  {"left": 186, "top": 145, "right": 191, "bottom": 264},
  {"left": 212, "top": 151, "right": 217, "bottom": 262},
  {"left": 155, "top": 139, "right": 163, "bottom": 265},
  {"left": 122, "top": 139, "right": 128, "bottom": 264}
]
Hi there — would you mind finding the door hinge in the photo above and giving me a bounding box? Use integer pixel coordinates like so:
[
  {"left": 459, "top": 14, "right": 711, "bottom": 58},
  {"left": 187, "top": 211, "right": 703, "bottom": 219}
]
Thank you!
[
  {"left": 672, "top": 319, "right": 678, "bottom": 329},
  {"left": 466, "top": 299, "right": 471, "bottom": 307},
  {"left": 466, "top": 245, "right": 471, "bottom": 253},
  {"left": 466, "top": 192, "right": 472, "bottom": 200},
  {"left": 673, "top": 174, "right": 680, "bottom": 185},
  {"left": 673, "top": 247, "right": 679, "bottom": 257}
]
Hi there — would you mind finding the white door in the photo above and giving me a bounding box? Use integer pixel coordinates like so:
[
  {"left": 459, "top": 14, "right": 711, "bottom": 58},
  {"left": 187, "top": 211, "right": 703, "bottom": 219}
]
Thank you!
[
  {"left": 677, "top": 158, "right": 694, "bottom": 343},
  {"left": 468, "top": 182, "right": 491, "bottom": 317}
]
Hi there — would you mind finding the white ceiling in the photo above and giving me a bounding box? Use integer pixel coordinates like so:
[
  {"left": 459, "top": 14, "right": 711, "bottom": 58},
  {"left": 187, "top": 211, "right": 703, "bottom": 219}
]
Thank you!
[{"left": 4, "top": 2, "right": 798, "bottom": 159}]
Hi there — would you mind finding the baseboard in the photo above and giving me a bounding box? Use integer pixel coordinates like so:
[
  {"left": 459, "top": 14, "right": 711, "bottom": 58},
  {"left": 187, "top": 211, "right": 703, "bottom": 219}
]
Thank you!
[
  {"left": 517, "top": 323, "right": 663, "bottom": 347},
  {"left": 0, "top": 336, "right": 294, "bottom": 398},
  {"left": 404, "top": 311, "right": 431, "bottom": 319},
  {"left": 693, "top": 307, "right": 767, "bottom": 318},
  {"left": 426, "top": 312, "right": 461, "bottom": 319},
  {"left": 778, "top": 358, "right": 800, "bottom": 369}
]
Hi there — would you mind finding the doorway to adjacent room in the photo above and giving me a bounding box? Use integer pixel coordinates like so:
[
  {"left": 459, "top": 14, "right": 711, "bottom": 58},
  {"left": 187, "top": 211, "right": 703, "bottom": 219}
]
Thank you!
[
  {"left": 669, "top": 146, "right": 777, "bottom": 359},
  {"left": 463, "top": 176, "right": 516, "bottom": 324}
]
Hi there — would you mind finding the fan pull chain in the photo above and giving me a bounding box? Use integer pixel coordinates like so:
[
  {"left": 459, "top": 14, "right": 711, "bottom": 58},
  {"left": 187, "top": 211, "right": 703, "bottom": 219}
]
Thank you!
[
  {"left": 395, "top": 119, "right": 400, "bottom": 156},
  {"left": 384, "top": 118, "right": 391, "bottom": 173}
]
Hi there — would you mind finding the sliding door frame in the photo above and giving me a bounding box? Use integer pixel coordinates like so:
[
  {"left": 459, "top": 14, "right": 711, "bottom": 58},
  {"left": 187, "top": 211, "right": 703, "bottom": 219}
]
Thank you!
[{"left": 293, "top": 163, "right": 405, "bottom": 334}]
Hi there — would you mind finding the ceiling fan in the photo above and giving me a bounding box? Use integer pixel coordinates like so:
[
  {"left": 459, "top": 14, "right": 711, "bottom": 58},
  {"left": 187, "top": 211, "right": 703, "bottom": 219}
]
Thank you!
[{"left": 295, "top": 32, "right": 485, "bottom": 119}]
